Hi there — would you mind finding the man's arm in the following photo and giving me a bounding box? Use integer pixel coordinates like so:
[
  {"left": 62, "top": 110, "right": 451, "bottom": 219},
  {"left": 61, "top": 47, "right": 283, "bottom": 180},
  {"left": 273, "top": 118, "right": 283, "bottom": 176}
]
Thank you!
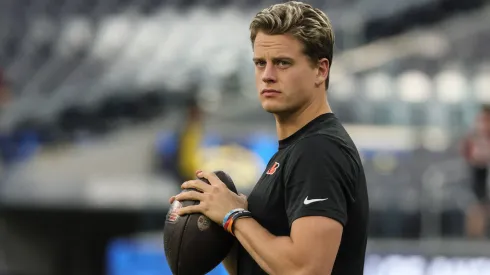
[
  {"left": 232, "top": 136, "right": 353, "bottom": 274},
  {"left": 222, "top": 241, "right": 238, "bottom": 275},
  {"left": 233, "top": 215, "right": 342, "bottom": 275}
]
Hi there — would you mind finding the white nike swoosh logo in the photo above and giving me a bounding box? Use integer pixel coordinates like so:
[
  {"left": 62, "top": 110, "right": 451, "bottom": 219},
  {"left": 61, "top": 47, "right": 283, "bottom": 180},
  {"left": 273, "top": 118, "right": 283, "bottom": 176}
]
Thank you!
[{"left": 304, "top": 197, "right": 328, "bottom": 205}]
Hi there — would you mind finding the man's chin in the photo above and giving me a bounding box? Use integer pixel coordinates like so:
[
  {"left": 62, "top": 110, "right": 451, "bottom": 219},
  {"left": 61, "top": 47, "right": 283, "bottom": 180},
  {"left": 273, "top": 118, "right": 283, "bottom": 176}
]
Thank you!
[
  {"left": 261, "top": 104, "right": 283, "bottom": 114},
  {"left": 261, "top": 102, "right": 301, "bottom": 118},
  {"left": 262, "top": 106, "right": 292, "bottom": 116}
]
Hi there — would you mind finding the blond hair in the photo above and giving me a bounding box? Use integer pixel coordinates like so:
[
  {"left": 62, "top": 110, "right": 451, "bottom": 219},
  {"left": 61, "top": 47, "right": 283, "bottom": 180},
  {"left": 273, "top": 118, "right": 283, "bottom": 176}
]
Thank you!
[{"left": 249, "top": 1, "right": 335, "bottom": 89}]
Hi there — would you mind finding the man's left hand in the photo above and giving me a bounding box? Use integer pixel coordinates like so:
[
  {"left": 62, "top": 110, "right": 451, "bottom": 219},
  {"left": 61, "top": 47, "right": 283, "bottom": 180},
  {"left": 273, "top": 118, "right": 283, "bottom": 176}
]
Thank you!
[{"left": 173, "top": 170, "right": 248, "bottom": 225}]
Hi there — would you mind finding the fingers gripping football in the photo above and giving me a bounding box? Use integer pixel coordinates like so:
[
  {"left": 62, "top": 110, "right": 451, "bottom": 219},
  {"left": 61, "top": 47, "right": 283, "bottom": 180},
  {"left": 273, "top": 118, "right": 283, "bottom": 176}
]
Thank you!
[{"left": 173, "top": 170, "right": 247, "bottom": 225}]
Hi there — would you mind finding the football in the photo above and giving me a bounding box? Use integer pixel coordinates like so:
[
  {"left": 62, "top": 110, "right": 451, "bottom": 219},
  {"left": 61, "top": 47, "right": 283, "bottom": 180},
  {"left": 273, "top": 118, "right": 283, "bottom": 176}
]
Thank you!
[{"left": 163, "top": 171, "right": 238, "bottom": 275}]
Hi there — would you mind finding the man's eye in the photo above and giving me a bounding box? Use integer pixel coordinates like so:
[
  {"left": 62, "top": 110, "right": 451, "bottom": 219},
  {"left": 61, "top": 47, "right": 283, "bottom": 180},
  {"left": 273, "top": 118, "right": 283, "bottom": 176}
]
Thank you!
[
  {"left": 255, "top": 61, "right": 266, "bottom": 67},
  {"left": 277, "top": 61, "right": 290, "bottom": 66}
]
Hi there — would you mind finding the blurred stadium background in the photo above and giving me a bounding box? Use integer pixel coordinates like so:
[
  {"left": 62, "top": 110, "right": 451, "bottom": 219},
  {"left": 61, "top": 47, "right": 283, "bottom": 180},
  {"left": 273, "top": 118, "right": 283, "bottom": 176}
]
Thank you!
[{"left": 0, "top": 0, "right": 490, "bottom": 274}]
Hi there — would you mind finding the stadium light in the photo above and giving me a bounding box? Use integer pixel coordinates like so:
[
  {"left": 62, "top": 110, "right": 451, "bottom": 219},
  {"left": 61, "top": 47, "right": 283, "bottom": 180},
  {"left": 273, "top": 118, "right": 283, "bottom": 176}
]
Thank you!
[
  {"left": 364, "top": 71, "right": 393, "bottom": 102},
  {"left": 434, "top": 69, "right": 467, "bottom": 104},
  {"left": 397, "top": 70, "right": 432, "bottom": 103}
]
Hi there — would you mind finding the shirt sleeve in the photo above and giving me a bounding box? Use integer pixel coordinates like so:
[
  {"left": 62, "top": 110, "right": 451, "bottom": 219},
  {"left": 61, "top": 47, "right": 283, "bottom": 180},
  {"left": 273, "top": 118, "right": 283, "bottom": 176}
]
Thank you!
[{"left": 284, "top": 135, "right": 358, "bottom": 227}]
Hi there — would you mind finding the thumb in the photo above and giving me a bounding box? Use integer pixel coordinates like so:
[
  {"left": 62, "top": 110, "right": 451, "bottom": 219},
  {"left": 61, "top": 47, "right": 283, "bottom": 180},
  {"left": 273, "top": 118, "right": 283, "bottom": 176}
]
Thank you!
[{"left": 239, "top": 193, "right": 247, "bottom": 200}]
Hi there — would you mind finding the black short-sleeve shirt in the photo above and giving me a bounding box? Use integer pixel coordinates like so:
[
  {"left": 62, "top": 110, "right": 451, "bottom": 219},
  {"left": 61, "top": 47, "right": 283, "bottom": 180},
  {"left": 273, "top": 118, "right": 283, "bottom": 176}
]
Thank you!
[{"left": 236, "top": 113, "right": 369, "bottom": 275}]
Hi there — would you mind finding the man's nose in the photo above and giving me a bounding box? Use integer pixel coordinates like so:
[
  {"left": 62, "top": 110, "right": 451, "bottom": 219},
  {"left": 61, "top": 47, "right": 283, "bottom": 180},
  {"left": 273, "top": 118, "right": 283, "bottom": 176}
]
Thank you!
[{"left": 261, "top": 64, "right": 277, "bottom": 83}]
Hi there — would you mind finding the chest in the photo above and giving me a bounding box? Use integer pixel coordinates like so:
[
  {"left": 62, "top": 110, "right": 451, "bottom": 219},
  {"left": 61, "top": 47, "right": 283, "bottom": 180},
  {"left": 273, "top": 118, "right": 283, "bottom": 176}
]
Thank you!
[{"left": 247, "top": 152, "right": 290, "bottom": 235}]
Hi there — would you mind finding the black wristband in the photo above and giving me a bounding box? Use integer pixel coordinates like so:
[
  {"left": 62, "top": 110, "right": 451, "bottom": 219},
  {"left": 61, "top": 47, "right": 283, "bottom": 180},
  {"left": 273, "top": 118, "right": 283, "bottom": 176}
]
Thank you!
[{"left": 230, "top": 210, "right": 253, "bottom": 235}]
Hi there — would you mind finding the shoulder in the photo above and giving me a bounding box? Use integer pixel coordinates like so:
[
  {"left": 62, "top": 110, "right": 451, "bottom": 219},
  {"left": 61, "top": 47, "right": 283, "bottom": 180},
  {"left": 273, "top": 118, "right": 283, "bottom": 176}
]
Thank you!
[
  {"left": 291, "top": 133, "right": 358, "bottom": 160},
  {"left": 286, "top": 133, "right": 362, "bottom": 176},
  {"left": 294, "top": 116, "right": 356, "bottom": 153}
]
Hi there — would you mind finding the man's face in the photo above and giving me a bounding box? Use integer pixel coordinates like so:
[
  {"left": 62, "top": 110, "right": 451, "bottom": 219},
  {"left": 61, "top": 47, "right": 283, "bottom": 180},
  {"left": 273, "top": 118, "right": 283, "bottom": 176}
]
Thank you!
[
  {"left": 476, "top": 112, "right": 490, "bottom": 135},
  {"left": 252, "top": 32, "right": 325, "bottom": 115}
]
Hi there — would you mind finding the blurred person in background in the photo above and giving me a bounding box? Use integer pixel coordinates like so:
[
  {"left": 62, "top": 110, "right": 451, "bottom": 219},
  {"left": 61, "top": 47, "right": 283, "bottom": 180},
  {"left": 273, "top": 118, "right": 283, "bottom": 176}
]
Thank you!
[
  {"left": 156, "top": 96, "right": 205, "bottom": 185},
  {"left": 0, "top": 69, "right": 9, "bottom": 272},
  {"left": 461, "top": 104, "right": 490, "bottom": 238},
  {"left": 0, "top": 70, "right": 11, "bottom": 109},
  {"left": 0, "top": 70, "right": 12, "bottom": 167},
  {"left": 176, "top": 96, "right": 205, "bottom": 182}
]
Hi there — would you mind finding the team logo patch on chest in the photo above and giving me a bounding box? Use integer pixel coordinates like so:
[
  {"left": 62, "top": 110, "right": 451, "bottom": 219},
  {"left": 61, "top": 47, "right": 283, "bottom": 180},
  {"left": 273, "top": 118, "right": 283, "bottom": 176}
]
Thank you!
[{"left": 266, "top": 162, "right": 280, "bottom": 175}]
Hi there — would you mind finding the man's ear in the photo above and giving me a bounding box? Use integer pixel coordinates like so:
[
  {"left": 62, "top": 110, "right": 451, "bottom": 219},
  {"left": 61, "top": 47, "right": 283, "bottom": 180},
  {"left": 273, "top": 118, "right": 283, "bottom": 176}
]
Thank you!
[{"left": 315, "top": 58, "right": 330, "bottom": 87}]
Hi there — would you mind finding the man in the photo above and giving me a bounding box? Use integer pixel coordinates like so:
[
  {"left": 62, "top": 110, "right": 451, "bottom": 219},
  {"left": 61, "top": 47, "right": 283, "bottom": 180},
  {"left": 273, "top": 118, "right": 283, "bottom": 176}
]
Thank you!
[
  {"left": 461, "top": 105, "right": 490, "bottom": 238},
  {"left": 0, "top": 70, "right": 11, "bottom": 108},
  {"left": 162, "top": 96, "right": 205, "bottom": 185},
  {"left": 170, "top": 2, "right": 369, "bottom": 274}
]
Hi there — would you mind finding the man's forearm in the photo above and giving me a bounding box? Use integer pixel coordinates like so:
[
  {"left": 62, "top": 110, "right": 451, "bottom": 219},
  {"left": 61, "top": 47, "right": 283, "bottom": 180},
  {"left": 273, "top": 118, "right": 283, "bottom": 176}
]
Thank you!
[{"left": 233, "top": 218, "right": 303, "bottom": 275}]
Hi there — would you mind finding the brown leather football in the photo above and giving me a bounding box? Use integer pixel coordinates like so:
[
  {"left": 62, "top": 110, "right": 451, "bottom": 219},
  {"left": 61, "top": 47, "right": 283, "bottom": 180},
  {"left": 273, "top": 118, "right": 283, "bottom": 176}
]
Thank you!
[{"left": 163, "top": 171, "right": 238, "bottom": 275}]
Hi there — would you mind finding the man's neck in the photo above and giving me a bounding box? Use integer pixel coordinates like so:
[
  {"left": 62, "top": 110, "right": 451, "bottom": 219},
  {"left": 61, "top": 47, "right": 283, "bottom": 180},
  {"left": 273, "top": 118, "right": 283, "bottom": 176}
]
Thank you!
[{"left": 275, "top": 100, "right": 332, "bottom": 140}]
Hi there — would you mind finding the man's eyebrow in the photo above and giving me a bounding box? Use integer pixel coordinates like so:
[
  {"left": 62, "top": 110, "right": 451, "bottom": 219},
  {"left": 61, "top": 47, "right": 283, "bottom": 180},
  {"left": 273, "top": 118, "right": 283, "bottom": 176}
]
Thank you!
[
  {"left": 252, "top": 56, "right": 294, "bottom": 62},
  {"left": 272, "top": 57, "right": 294, "bottom": 62}
]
